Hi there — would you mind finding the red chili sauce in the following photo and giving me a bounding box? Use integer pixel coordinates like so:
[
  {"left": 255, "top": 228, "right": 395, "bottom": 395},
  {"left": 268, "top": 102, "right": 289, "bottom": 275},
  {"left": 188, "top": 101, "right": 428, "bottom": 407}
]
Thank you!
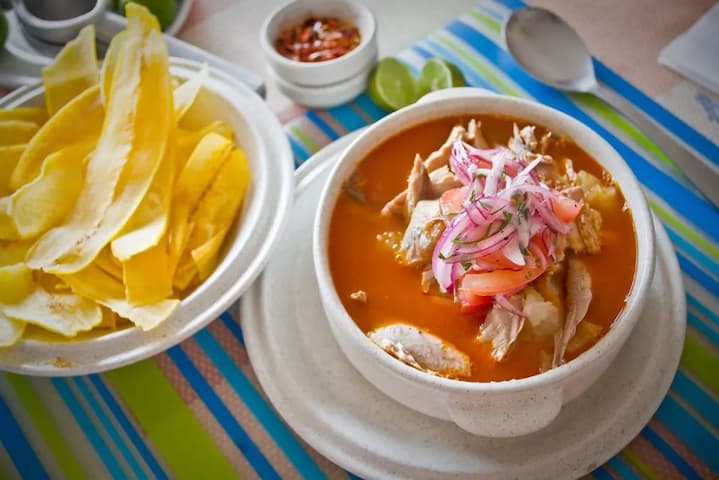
[{"left": 274, "top": 17, "right": 361, "bottom": 62}]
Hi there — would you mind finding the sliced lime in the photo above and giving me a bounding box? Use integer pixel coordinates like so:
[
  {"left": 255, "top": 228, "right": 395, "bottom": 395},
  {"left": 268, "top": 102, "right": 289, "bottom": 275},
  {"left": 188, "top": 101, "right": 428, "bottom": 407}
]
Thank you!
[
  {"left": 417, "top": 58, "right": 466, "bottom": 98},
  {"left": 368, "top": 58, "right": 418, "bottom": 111}
]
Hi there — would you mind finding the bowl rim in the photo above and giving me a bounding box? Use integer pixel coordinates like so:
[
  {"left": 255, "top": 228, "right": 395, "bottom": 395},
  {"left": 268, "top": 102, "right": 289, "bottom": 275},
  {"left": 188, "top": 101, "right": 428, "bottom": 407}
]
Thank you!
[
  {"left": 0, "top": 57, "right": 295, "bottom": 376},
  {"left": 259, "top": 0, "right": 377, "bottom": 72},
  {"left": 313, "top": 90, "right": 655, "bottom": 393}
]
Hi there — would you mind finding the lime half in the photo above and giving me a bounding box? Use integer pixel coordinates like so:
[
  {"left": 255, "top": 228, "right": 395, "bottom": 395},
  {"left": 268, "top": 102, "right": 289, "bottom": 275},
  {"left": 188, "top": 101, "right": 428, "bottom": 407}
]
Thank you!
[
  {"left": 368, "top": 58, "right": 418, "bottom": 111},
  {"left": 417, "top": 58, "right": 466, "bottom": 98}
]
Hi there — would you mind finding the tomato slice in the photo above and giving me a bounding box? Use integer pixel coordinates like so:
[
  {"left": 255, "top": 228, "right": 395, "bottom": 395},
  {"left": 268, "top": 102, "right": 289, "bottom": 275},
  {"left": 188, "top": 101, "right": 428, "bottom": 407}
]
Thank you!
[
  {"left": 456, "top": 288, "right": 492, "bottom": 314},
  {"left": 440, "top": 186, "right": 467, "bottom": 215},
  {"left": 551, "top": 195, "right": 583, "bottom": 223}
]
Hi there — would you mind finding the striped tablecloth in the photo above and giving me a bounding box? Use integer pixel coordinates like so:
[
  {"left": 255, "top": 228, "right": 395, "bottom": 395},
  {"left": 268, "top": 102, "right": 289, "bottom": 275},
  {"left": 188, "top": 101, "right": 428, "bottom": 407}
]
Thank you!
[{"left": 1, "top": 1, "right": 718, "bottom": 478}]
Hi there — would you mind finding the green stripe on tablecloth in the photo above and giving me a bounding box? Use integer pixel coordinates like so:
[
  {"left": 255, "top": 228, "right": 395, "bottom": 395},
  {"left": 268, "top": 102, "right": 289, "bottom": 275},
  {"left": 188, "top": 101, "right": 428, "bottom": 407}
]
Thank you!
[
  {"left": 289, "top": 125, "right": 320, "bottom": 154},
  {"left": 6, "top": 375, "right": 86, "bottom": 480},
  {"left": 622, "top": 447, "right": 661, "bottom": 480},
  {"left": 104, "top": 359, "right": 238, "bottom": 480},
  {"left": 467, "top": 10, "right": 502, "bottom": 35},
  {"left": 680, "top": 334, "right": 719, "bottom": 396}
]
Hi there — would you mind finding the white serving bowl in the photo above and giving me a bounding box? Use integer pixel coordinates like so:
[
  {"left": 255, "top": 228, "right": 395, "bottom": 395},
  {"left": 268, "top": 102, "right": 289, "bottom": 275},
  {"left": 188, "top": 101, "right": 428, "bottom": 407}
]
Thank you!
[
  {"left": 313, "top": 88, "right": 655, "bottom": 438},
  {"left": 260, "top": 0, "right": 377, "bottom": 88},
  {"left": 0, "top": 58, "right": 295, "bottom": 376}
]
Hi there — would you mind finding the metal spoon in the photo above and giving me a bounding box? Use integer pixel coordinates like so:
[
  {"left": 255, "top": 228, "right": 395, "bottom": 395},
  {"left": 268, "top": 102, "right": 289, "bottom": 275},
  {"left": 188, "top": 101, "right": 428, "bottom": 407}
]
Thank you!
[{"left": 504, "top": 6, "right": 719, "bottom": 208}]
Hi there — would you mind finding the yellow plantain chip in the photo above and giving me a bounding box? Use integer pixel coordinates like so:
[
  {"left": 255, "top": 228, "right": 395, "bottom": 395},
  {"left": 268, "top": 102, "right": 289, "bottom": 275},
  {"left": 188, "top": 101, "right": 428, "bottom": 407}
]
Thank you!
[
  {"left": 61, "top": 264, "right": 179, "bottom": 331},
  {"left": 178, "top": 147, "right": 251, "bottom": 282},
  {"left": 122, "top": 239, "right": 172, "bottom": 305},
  {"left": 96, "top": 307, "right": 118, "bottom": 330},
  {"left": 191, "top": 229, "right": 227, "bottom": 282},
  {"left": 94, "top": 247, "right": 123, "bottom": 280},
  {"left": 0, "top": 287, "right": 102, "bottom": 337},
  {"left": 174, "top": 64, "right": 208, "bottom": 121},
  {"left": 0, "top": 145, "right": 25, "bottom": 196},
  {"left": 111, "top": 140, "right": 175, "bottom": 261},
  {"left": 0, "top": 121, "right": 38, "bottom": 146},
  {"left": 9, "top": 140, "right": 91, "bottom": 239},
  {"left": 42, "top": 25, "right": 99, "bottom": 116},
  {"left": 27, "top": 10, "right": 172, "bottom": 275},
  {"left": 0, "top": 240, "right": 32, "bottom": 265},
  {"left": 168, "top": 132, "right": 232, "bottom": 274},
  {"left": 100, "top": 31, "right": 127, "bottom": 107},
  {"left": 0, "top": 313, "right": 25, "bottom": 347},
  {"left": 0, "top": 108, "right": 48, "bottom": 125},
  {"left": 0, "top": 198, "right": 17, "bottom": 240},
  {"left": 172, "top": 253, "right": 197, "bottom": 291},
  {"left": 175, "top": 121, "right": 233, "bottom": 173},
  {"left": 0, "top": 263, "right": 34, "bottom": 304},
  {"left": 11, "top": 86, "right": 103, "bottom": 189}
]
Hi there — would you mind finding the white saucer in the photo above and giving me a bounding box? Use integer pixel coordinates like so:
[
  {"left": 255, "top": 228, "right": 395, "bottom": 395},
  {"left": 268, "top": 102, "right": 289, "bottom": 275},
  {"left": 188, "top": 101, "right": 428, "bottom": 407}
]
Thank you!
[{"left": 242, "top": 133, "right": 686, "bottom": 480}]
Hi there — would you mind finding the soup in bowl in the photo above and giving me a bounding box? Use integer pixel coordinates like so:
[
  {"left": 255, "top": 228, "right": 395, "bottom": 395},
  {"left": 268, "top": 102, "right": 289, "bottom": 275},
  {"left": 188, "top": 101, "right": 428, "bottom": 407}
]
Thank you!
[{"left": 313, "top": 89, "right": 654, "bottom": 437}]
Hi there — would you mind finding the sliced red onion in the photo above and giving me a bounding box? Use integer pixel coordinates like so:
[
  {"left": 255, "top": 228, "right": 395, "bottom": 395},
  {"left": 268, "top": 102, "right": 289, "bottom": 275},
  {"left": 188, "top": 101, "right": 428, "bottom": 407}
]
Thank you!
[{"left": 494, "top": 294, "right": 527, "bottom": 318}]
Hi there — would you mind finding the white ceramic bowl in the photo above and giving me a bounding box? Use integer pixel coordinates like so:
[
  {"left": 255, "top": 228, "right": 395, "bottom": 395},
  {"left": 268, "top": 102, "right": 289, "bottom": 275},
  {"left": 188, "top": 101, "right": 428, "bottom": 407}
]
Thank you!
[
  {"left": 260, "top": 0, "right": 377, "bottom": 88},
  {"left": 268, "top": 63, "right": 370, "bottom": 109},
  {"left": 0, "top": 58, "right": 295, "bottom": 376},
  {"left": 313, "top": 88, "right": 655, "bottom": 438}
]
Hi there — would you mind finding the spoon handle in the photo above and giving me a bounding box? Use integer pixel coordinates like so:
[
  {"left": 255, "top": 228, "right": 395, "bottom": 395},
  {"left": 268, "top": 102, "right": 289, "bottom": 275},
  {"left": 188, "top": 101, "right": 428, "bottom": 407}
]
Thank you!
[{"left": 591, "top": 82, "right": 719, "bottom": 209}]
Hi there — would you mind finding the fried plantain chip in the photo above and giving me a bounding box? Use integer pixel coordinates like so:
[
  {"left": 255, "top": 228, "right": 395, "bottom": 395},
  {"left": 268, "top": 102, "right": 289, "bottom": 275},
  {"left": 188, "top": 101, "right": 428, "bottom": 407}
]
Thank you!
[
  {"left": 9, "top": 140, "right": 90, "bottom": 239},
  {"left": 1, "top": 287, "right": 102, "bottom": 337},
  {"left": 174, "top": 63, "right": 209, "bottom": 121},
  {"left": 61, "top": 263, "right": 179, "bottom": 331},
  {"left": 0, "top": 108, "right": 47, "bottom": 125},
  {"left": 0, "top": 313, "right": 25, "bottom": 347},
  {"left": 27, "top": 9, "right": 172, "bottom": 274},
  {"left": 175, "top": 121, "right": 233, "bottom": 173},
  {"left": 94, "top": 247, "right": 123, "bottom": 280},
  {"left": 0, "top": 198, "right": 17, "bottom": 240},
  {"left": 0, "top": 121, "right": 38, "bottom": 145},
  {"left": 168, "top": 132, "right": 232, "bottom": 275},
  {"left": 10, "top": 86, "right": 103, "bottom": 189},
  {"left": 111, "top": 140, "right": 175, "bottom": 261},
  {"left": 0, "top": 144, "right": 24, "bottom": 196},
  {"left": 0, "top": 263, "right": 34, "bottom": 304},
  {"left": 100, "top": 31, "right": 126, "bottom": 107},
  {"left": 122, "top": 238, "right": 172, "bottom": 305},
  {"left": 42, "top": 25, "right": 99, "bottom": 116}
]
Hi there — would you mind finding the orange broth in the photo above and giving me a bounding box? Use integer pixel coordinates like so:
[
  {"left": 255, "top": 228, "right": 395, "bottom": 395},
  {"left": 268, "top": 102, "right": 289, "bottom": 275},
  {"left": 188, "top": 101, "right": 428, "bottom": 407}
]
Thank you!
[{"left": 328, "top": 115, "right": 637, "bottom": 381}]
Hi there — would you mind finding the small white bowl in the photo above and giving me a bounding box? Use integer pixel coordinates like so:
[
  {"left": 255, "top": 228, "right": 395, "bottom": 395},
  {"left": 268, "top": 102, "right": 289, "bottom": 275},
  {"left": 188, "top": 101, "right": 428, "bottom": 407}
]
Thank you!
[
  {"left": 260, "top": 0, "right": 377, "bottom": 88},
  {"left": 313, "top": 88, "right": 655, "bottom": 437},
  {"left": 268, "top": 62, "right": 371, "bottom": 108}
]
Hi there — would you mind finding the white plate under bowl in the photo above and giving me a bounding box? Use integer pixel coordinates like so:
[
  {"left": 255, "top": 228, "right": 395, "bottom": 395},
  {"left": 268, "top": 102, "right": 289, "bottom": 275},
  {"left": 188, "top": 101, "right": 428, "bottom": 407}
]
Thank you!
[
  {"left": 242, "top": 133, "right": 685, "bottom": 480},
  {"left": 0, "top": 58, "right": 294, "bottom": 376}
]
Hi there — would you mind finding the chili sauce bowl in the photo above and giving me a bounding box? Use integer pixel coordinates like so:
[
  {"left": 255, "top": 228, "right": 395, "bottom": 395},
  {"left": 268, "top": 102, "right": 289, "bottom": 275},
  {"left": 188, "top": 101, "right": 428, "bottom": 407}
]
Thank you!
[
  {"left": 260, "top": 0, "right": 377, "bottom": 106},
  {"left": 312, "top": 88, "right": 655, "bottom": 437}
]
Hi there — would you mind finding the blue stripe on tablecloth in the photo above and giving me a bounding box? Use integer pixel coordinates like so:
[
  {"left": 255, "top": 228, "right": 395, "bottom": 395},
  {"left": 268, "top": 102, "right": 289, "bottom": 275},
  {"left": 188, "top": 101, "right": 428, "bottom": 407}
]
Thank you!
[
  {"left": 672, "top": 370, "right": 719, "bottom": 430},
  {"left": 353, "top": 93, "right": 389, "bottom": 121},
  {"left": 325, "top": 104, "right": 367, "bottom": 132},
  {"left": 655, "top": 395, "right": 719, "bottom": 471},
  {"left": 677, "top": 254, "right": 719, "bottom": 300},
  {"left": 289, "top": 136, "right": 311, "bottom": 165},
  {"left": 306, "top": 111, "right": 341, "bottom": 141},
  {"left": 221, "top": 311, "right": 245, "bottom": 346},
  {"left": 0, "top": 394, "right": 49, "bottom": 480},
  {"left": 591, "top": 466, "right": 614, "bottom": 480},
  {"left": 88, "top": 374, "right": 169, "bottom": 480},
  {"left": 607, "top": 456, "right": 640, "bottom": 480},
  {"left": 195, "top": 329, "right": 328, "bottom": 480},
  {"left": 445, "top": 20, "right": 719, "bottom": 239},
  {"left": 642, "top": 426, "right": 702, "bottom": 480},
  {"left": 166, "top": 344, "right": 281, "bottom": 480},
  {"left": 663, "top": 225, "right": 719, "bottom": 279},
  {"left": 51, "top": 378, "right": 125, "bottom": 479},
  {"left": 687, "top": 293, "right": 719, "bottom": 328},
  {"left": 687, "top": 309, "right": 719, "bottom": 346},
  {"left": 73, "top": 377, "right": 146, "bottom": 479}
]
